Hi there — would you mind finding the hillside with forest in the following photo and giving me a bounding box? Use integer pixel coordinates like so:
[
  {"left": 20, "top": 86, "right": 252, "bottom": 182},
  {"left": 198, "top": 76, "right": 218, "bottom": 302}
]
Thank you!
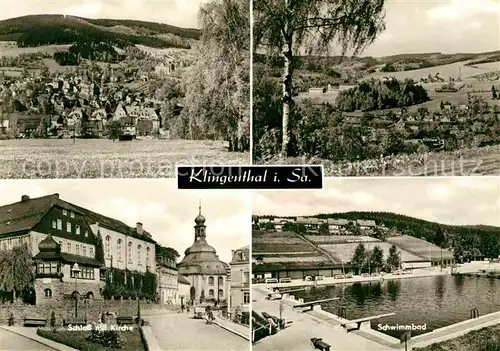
[
  {"left": 256, "top": 212, "right": 500, "bottom": 261},
  {"left": 0, "top": 14, "right": 200, "bottom": 49}
]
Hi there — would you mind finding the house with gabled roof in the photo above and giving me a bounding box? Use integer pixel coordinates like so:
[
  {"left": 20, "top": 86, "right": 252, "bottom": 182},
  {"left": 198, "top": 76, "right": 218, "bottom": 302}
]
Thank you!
[{"left": 0, "top": 193, "right": 157, "bottom": 304}]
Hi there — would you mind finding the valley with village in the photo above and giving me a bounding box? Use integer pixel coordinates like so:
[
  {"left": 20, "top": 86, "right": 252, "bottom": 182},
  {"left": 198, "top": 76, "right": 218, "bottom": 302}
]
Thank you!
[{"left": 0, "top": 13, "right": 250, "bottom": 178}]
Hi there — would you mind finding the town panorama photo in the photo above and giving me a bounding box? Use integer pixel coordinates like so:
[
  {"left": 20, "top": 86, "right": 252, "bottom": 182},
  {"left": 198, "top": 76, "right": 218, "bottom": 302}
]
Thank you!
[
  {"left": 0, "top": 0, "right": 250, "bottom": 179},
  {"left": 252, "top": 0, "right": 500, "bottom": 176}
]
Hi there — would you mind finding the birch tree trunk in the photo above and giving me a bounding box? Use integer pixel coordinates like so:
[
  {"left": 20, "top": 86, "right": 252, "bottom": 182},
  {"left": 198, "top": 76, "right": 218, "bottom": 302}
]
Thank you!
[{"left": 282, "top": 37, "right": 293, "bottom": 157}]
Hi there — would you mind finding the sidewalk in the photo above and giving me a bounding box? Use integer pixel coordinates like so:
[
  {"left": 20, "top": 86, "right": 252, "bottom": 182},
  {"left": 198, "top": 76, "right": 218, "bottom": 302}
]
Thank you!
[
  {"left": 213, "top": 314, "right": 250, "bottom": 340},
  {"left": 0, "top": 326, "right": 78, "bottom": 351}
]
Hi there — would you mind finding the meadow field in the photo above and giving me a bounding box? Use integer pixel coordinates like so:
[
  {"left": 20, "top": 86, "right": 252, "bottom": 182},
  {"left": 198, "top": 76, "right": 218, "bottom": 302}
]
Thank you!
[
  {"left": 0, "top": 42, "right": 71, "bottom": 57},
  {"left": 263, "top": 145, "right": 500, "bottom": 176},
  {"left": 0, "top": 138, "right": 248, "bottom": 178}
]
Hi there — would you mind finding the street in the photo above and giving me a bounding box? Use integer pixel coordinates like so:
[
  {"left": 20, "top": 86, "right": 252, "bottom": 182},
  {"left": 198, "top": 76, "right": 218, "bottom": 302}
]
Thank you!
[
  {"left": 148, "top": 312, "right": 249, "bottom": 351},
  {"left": 0, "top": 328, "right": 53, "bottom": 351}
]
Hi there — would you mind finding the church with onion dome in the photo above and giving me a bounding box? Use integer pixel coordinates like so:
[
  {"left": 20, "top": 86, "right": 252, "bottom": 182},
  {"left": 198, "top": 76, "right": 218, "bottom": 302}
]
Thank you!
[{"left": 177, "top": 204, "right": 229, "bottom": 305}]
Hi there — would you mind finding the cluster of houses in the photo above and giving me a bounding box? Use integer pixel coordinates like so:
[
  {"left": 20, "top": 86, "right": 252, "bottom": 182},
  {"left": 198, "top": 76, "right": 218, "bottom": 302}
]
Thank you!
[
  {"left": 253, "top": 216, "right": 378, "bottom": 235},
  {"left": 0, "top": 55, "right": 188, "bottom": 138}
]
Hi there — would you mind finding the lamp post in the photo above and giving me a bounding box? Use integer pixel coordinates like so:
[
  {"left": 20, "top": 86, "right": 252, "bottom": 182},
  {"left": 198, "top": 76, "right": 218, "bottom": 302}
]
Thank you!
[{"left": 72, "top": 263, "right": 81, "bottom": 321}]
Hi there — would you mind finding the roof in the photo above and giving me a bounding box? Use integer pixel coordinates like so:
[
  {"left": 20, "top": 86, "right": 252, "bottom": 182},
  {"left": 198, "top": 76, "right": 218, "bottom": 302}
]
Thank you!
[
  {"left": 230, "top": 245, "right": 249, "bottom": 264},
  {"left": 69, "top": 202, "right": 156, "bottom": 244},
  {"left": 34, "top": 250, "right": 103, "bottom": 267},
  {"left": 357, "top": 220, "right": 376, "bottom": 227},
  {"left": 327, "top": 219, "right": 349, "bottom": 226},
  {"left": 178, "top": 276, "right": 190, "bottom": 285},
  {"left": 253, "top": 262, "right": 351, "bottom": 273},
  {"left": 0, "top": 194, "right": 83, "bottom": 237}
]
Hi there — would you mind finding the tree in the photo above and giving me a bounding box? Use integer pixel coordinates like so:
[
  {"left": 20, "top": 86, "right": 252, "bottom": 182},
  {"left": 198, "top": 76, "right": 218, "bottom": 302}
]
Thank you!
[
  {"left": 492, "top": 85, "right": 497, "bottom": 100},
  {"left": 190, "top": 286, "right": 196, "bottom": 305},
  {"left": 182, "top": 0, "right": 250, "bottom": 151},
  {"left": 351, "top": 243, "right": 367, "bottom": 274},
  {"left": 107, "top": 121, "right": 121, "bottom": 141},
  {"left": 0, "top": 244, "right": 35, "bottom": 302},
  {"left": 95, "top": 230, "right": 105, "bottom": 264},
  {"left": 200, "top": 289, "right": 205, "bottom": 304},
  {"left": 434, "top": 226, "right": 446, "bottom": 247},
  {"left": 386, "top": 245, "right": 401, "bottom": 272},
  {"left": 319, "top": 223, "right": 329, "bottom": 235},
  {"left": 254, "top": 0, "right": 386, "bottom": 156},
  {"left": 370, "top": 246, "right": 384, "bottom": 273}
]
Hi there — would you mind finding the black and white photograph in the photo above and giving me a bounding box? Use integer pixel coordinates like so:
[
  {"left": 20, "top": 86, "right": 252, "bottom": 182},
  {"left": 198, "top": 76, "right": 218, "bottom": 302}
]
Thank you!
[
  {"left": 0, "top": 180, "right": 251, "bottom": 351},
  {"left": 0, "top": 0, "right": 250, "bottom": 179},
  {"left": 251, "top": 177, "right": 500, "bottom": 350},
  {"left": 253, "top": 0, "right": 500, "bottom": 176}
]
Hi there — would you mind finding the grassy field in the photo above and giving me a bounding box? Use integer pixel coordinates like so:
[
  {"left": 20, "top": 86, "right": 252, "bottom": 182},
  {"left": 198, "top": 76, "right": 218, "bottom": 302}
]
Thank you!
[
  {"left": 414, "top": 325, "right": 500, "bottom": 351},
  {"left": 259, "top": 145, "right": 500, "bottom": 176},
  {"left": 319, "top": 242, "right": 426, "bottom": 262},
  {"left": 387, "top": 235, "right": 454, "bottom": 260},
  {"left": 0, "top": 41, "right": 71, "bottom": 56},
  {"left": 305, "top": 235, "right": 379, "bottom": 244},
  {"left": 0, "top": 138, "right": 248, "bottom": 178},
  {"left": 365, "top": 61, "right": 500, "bottom": 82}
]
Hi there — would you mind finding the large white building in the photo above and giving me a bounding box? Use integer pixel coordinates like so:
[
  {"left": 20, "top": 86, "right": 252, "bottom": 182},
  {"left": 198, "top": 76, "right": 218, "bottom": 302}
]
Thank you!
[
  {"left": 229, "top": 245, "right": 250, "bottom": 318},
  {"left": 177, "top": 205, "right": 229, "bottom": 305}
]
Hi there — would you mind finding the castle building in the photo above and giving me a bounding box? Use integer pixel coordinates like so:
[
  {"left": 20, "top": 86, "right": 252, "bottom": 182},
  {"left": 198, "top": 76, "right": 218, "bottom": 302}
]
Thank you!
[
  {"left": 177, "top": 205, "right": 228, "bottom": 305},
  {"left": 0, "top": 194, "right": 157, "bottom": 304}
]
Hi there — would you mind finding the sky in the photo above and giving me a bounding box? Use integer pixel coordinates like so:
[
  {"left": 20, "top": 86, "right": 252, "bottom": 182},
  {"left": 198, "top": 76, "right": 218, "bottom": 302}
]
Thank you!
[
  {"left": 0, "top": 0, "right": 209, "bottom": 28},
  {"left": 253, "top": 177, "right": 500, "bottom": 227},
  {"left": 361, "top": 0, "right": 500, "bottom": 56},
  {"left": 0, "top": 180, "right": 251, "bottom": 263}
]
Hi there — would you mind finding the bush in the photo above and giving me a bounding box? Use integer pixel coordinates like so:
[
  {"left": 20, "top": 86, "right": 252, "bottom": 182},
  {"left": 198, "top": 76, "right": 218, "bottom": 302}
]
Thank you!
[
  {"left": 87, "top": 329, "right": 123, "bottom": 349},
  {"left": 8, "top": 313, "right": 14, "bottom": 326},
  {"left": 50, "top": 311, "right": 56, "bottom": 327},
  {"left": 38, "top": 329, "right": 95, "bottom": 351}
]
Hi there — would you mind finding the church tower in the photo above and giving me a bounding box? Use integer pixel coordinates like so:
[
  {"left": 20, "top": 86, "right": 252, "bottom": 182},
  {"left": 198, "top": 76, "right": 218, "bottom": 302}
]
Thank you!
[{"left": 194, "top": 200, "right": 206, "bottom": 240}]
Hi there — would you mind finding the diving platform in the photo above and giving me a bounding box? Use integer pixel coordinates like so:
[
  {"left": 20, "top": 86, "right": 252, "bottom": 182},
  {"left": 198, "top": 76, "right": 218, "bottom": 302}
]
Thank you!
[
  {"left": 292, "top": 298, "right": 340, "bottom": 312},
  {"left": 341, "top": 313, "right": 396, "bottom": 332}
]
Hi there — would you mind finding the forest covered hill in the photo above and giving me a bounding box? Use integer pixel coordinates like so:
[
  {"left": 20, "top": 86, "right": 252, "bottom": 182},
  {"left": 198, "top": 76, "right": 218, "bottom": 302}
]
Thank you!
[{"left": 0, "top": 14, "right": 200, "bottom": 49}]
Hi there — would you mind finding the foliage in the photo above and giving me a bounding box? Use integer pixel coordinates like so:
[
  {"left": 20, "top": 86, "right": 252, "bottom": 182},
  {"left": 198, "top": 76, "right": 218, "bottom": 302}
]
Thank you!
[
  {"left": 8, "top": 313, "right": 14, "bottom": 326},
  {"left": 335, "top": 78, "right": 430, "bottom": 112},
  {"left": 351, "top": 244, "right": 366, "bottom": 274},
  {"left": 95, "top": 230, "right": 105, "bottom": 264},
  {"left": 0, "top": 244, "right": 35, "bottom": 301},
  {"left": 0, "top": 14, "right": 195, "bottom": 49},
  {"left": 313, "top": 211, "right": 500, "bottom": 261},
  {"left": 103, "top": 268, "right": 156, "bottom": 300},
  {"left": 155, "top": 245, "right": 180, "bottom": 261},
  {"left": 253, "top": 0, "right": 387, "bottom": 155},
  {"left": 106, "top": 121, "right": 122, "bottom": 141},
  {"left": 370, "top": 246, "right": 384, "bottom": 272},
  {"left": 386, "top": 245, "right": 401, "bottom": 272},
  {"left": 87, "top": 329, "right": 123, "bottom": 349},
  {"left": 53, "top": 52, "right": 79, "bottom": 66},
  {"left": 50, "top": 311, "right": 56, "bottom": 327},
  {"left": 181, "top": 0, "right": 250, "bottom": 151}
]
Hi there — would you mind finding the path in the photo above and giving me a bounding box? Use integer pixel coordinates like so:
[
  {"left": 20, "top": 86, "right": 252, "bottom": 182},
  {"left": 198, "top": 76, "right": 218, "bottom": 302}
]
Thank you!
[{"left": 0, "top": 327, "right": 55, "bottom": 351}]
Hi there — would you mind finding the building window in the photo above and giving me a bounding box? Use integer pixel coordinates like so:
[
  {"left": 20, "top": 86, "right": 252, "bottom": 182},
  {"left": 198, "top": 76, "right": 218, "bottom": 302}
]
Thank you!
[
  {"left": 67, "top": 242, "right": 71, "bottom": 253},
  {"left": 117, "top": 239, "right": 122, "bottom": 262},
  {"left": 128, "top": 242, "right": 132, "bottom": 264},
  {"left": 37, "top": 262, "right": 58, "bottom": 275},
  {"left": 218, "top": 276, "right": 223, "bottom": 286},
  {"left": 71, "top": 266, "right": 94, "bottom": 280},
  {"left": 105, "top": 236, "right": 111, "bottom": 258},
  {"left": 57, "top": 219, "right": 62, "bottom": 230},
  {"left": 83, "top": 246, "right": 87, "bottom": 256},
  {"left": 208, "top": 276, "right": 214, "bottom": 285},
  {"left": 85, "top": 231, "right": 88, "bottom": 237},
  {"left": 76, "top": 244, "right": 80, "bottom": 255},
  {"left": 59, "top": 240, "right": 62, "bottom": 249},
  {"left": 52, "top": 220, "right": 56, "bottom": 229},
  {"left": 76, "top": 225, "right": 80, "bottom": 235},
  {"left": 90, "top": 247, "right": 94, "bottom": 257},
  {"left": 44, "top": 288, "right": 52, "bottom": 298},
  {"left": 218, "top": 289, "right": 223, "bottom": 298},
  {"left": 209, "top": 289, "right": 214, "bottom": 297},
  {"left": 63, "top": 209, "right": 67, "bottom": 216},
  {"left": 146, "top": 247, "right": 150, "bottom": 265},
  {"left": 70, "top": 211, "right": 75, "bottom": 218},
  {"left": 243, "top": 272, "right": 249, "bottom": 284},
  {"left": 243, "top": 292, "right": 250, "bottom": 304},
  {"left": 66, "top": 222, "right": 71, "bottom": 233},
  {"left": 137, "top": 245, "right": 142, "bottom": 265}
]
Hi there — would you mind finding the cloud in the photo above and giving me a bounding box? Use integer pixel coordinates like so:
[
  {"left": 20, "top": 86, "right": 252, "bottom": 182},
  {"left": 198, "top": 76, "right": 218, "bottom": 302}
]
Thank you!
[{"left": 427, "top": 0, "right": 500, "bottom": 21}]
